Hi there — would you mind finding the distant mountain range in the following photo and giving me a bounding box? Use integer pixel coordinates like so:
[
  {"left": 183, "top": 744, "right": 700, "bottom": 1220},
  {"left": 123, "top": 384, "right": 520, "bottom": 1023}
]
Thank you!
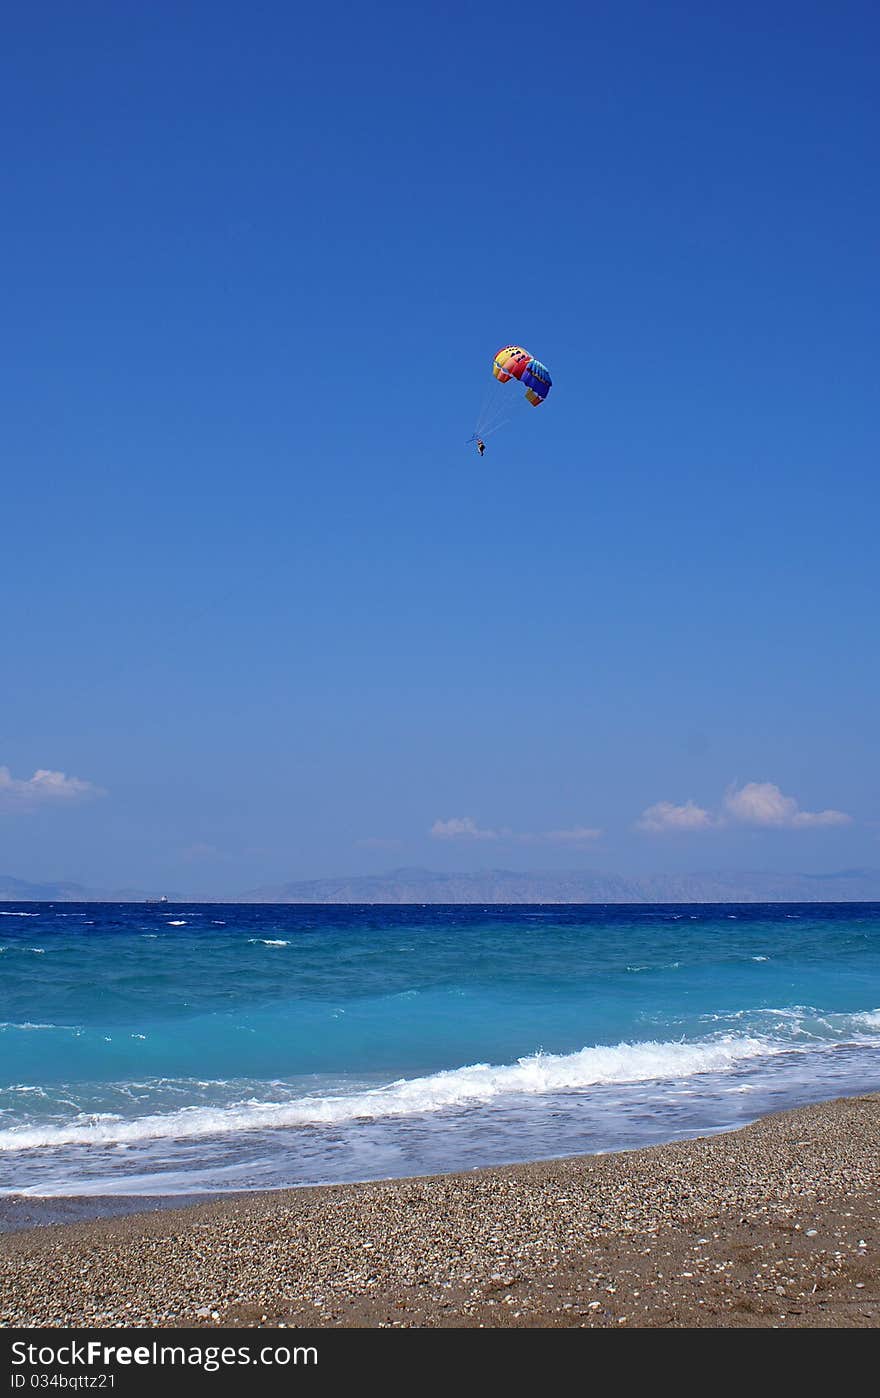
[
  {"left": 235, "top": 866, "right": 880, "bottom": 904},
  {"left": 0, "top": 875, "right": 187, "bottom": 903},
  {"left": 3, "top": 867, "right": 880, "bottom": 904}
]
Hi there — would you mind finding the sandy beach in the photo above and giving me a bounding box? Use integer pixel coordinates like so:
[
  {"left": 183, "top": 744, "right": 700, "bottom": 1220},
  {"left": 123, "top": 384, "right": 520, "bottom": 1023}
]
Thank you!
[{"left": 1, "top": 1094, "right": 877, "bottom": 1329}]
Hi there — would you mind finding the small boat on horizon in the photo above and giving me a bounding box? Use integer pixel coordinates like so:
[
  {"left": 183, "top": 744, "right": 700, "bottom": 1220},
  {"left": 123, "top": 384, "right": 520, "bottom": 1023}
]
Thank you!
[{"left": 145, "top": 895, "right": 169, "bottom": 904}]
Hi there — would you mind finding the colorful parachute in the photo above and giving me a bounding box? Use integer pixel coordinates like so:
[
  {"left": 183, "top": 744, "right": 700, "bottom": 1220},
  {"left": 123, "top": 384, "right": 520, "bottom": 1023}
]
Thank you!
[
  {"left": 470, "top": 343, "right": 552, "bottom": 449},
  {"left": 492, "top": 345, "right": 552, "bottom": 406}
]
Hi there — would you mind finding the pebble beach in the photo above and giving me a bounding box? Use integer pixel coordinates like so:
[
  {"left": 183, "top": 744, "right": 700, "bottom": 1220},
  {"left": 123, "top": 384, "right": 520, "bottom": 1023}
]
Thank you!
[{"left": 1, "top": 1094, "right": 878, "bottom": 1329}]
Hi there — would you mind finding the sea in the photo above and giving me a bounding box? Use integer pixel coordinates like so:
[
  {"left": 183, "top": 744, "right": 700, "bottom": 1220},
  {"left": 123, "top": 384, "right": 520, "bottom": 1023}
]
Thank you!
[{"left": 1, "top": 902, "right": 879, "bottom": 1209}]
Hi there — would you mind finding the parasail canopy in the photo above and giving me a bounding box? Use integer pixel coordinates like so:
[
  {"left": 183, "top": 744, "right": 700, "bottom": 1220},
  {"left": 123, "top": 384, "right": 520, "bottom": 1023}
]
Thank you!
[{"left": 492, "top": 345, "right": 552, "bottom": 406}]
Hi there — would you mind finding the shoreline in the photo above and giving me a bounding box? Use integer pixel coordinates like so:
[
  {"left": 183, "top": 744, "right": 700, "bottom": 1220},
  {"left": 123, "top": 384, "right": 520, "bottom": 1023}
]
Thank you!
[
  {"left": 0, "top": 1192, "right": 226, "bottom": 1236},
  {"left": 1, "top": 1093, "right": 878, "bottom": 1328},
  {"left": 0, "top": 1122, "right": 779, "bottom": 1236},
  {"left": 0, "top": 1094, "right": 854, "bottom": 1238}
]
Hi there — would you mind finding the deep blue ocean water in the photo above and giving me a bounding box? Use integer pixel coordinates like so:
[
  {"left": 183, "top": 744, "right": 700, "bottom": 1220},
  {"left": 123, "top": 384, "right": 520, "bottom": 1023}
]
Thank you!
[{"left": 1, "top": 902, "right": 879, "bottom": 1198}]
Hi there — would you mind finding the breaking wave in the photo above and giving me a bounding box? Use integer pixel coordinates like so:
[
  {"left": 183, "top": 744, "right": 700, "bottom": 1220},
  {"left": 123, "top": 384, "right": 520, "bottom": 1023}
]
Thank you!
[{"left": 0, "top": 1033, "right": 786, "bottom": 1152}]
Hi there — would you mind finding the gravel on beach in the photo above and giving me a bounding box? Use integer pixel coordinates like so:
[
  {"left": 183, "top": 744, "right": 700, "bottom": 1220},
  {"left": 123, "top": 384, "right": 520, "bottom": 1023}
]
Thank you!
[{"left": 1, "top": 1094, "right": 878, "bottom": 1329}]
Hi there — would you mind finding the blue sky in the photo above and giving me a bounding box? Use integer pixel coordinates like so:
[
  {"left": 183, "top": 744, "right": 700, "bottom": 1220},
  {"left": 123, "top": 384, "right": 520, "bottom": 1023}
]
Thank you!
[{"left": 2, "top": 2, "right": 878, "bottom": 892}]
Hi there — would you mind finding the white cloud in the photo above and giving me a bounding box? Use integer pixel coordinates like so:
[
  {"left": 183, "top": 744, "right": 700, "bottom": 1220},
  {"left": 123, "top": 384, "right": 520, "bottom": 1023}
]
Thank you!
[
  {"left": 0, "top": 765, "right": 105, "bottom": 805},
  {"left": 430, "top": 817, "right": 601, "bottom": 844},
  {"left": 636, "top": 800, "right": 714, "bottom": 833},
  {"left": 722, "top": 782, "right": 851, "bottom": 829},
  {"left": 430, "top": 817, "right": 502, "bottom": 841},
  {"left": 636, "top": 782, "right": 851, "bottom": 834}
]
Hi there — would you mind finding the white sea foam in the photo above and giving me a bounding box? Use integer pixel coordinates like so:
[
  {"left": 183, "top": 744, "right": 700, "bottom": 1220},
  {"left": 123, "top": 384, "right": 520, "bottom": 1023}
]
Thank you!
[
  {"left": 0, "top": 911, "right": 39, "bottom": 917},
  {"left": 0, "top": 1022, "right": 78, "bottom": 1032},
  {"left": 853, "top": 1009, "right": 880, "bottom": 1029},
  {"left": 167, "top": 920, "right": 186, "bottom": 926},
  {"left": 248, "top": 938, "right": 290, "bottom": 946},
  {"left": 0, "top": 1034, "right": 788, "bottom": 1152}
]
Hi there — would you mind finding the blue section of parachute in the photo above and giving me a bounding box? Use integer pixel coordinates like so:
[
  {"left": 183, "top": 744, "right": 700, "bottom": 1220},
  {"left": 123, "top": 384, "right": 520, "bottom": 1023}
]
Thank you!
[{"left": 525, "top": 358, "right": 552, "bottom": 388}]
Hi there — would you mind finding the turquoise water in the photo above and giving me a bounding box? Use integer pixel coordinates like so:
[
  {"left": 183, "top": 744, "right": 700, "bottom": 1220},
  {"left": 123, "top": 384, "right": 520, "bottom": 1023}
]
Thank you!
[{"left": 1, "top": 902, "right": 879, "bottom": 1195}]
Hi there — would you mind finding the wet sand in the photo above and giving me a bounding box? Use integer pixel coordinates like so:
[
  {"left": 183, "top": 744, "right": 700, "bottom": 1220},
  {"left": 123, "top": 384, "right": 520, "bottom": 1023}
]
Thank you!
[
  {"left": 1, "top": 1094, "right": 878, "bottom": 1328},
  {"left": 0, "top": 1193, "right": 221, "bottom": 1235}
]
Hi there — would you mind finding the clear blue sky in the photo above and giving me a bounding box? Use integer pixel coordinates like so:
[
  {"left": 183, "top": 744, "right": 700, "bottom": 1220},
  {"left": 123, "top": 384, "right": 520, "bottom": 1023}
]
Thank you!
[{"left": 2, "top": 2, "right": 878, "bottom": 892}]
